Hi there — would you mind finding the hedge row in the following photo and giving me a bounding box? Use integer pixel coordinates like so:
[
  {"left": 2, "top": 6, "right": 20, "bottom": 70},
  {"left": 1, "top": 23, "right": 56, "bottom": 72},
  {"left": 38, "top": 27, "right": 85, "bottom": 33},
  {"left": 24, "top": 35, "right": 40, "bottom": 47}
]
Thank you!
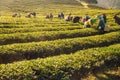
[
  {"left": 0, "top": 44, "right": 120, "bottom": 80},
  {"left": 0, "top": 20, "right": 76, "bottom": 28},
  {"left": 0, "top": 26, "right": 82, "bottom": 34},
  {"left": 0, "top": 31, "right": 120, "bottom": 63},
  {"left": 1, "top": 26, "right": 120, "bottom": 45},
  {"left": 0, "top": 23, "right": 72, "bottom": 28}
]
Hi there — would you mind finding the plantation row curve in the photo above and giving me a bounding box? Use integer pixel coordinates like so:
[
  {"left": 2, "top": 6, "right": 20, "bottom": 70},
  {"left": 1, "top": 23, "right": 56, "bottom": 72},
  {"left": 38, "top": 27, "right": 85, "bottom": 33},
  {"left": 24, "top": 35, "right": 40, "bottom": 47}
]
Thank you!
[
  {"left": 0, "top": 26, "right": 120, "bottom": 45},
  {"left": 0, "top": 31, "right": 120, "bottom": 63},
  {"left": 0, "top": 43, "right": 120, "bottom": 80}
]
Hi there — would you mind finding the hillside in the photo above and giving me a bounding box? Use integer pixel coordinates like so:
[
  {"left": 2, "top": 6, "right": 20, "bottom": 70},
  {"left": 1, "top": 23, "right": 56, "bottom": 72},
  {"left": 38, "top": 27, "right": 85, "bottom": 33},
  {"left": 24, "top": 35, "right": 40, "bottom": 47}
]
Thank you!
[
  {"left": 0, "top": 0, "right": 101, "bottom": 13},
  {"left": 82, "top": 0, "right": 97, "bottom": 3},
  {"left": 0, "top": 0, "right": 120, "bottom": 80},
  {"left": 1, "top": 0, "right": 120, "bottom": 12},
  {"left": 97, "top": 0, "right": 120, "bottom": 9},
  {"left": 0, "top": 0, "right": 82, "bottom": 12}
]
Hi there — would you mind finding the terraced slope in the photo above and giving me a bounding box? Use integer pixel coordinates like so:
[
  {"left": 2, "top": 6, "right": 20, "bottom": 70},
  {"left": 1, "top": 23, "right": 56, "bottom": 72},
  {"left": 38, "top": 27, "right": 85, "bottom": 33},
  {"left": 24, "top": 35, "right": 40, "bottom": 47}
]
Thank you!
[
  {"left": 0, "top": 0, "right": 82, "bottom": 12},
  {"left": 0, "top": 44, "right": 120, "bottom": 80},
  {"left": 0, "top": 0, "right": 100, "bottom": 13},
  {"left": 0, "top": 0, "right": 120, "bottom": 80}
]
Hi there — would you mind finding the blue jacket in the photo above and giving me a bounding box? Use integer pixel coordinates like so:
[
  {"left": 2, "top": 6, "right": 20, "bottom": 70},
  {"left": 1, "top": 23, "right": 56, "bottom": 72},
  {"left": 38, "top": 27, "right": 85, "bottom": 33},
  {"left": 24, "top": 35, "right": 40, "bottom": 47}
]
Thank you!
[{"left": 98, "top": 18, "right": 105, "bottom": 29}]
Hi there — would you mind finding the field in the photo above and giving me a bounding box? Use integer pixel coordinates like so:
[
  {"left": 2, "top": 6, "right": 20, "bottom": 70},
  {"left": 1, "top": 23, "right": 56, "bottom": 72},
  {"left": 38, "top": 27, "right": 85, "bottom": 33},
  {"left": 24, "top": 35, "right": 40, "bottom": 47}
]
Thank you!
[{"left": 0, "top": 0, "right": 120, "bottom": 80}]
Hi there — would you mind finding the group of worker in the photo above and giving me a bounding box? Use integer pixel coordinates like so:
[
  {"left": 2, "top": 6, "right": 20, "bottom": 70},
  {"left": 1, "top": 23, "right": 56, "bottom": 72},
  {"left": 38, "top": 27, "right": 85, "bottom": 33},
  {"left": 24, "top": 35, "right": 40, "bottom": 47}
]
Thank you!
[
  {"left": 11, "top": 12, "right": 120, "bottom": 33},
  {"left": 59, "top": 13, "right": 120, "bottom": 33},
  {"left": 12, "top": 12, "right": 36, "bottom": 18},
  {"left": 61, "top": 13, "right": 108, "bottom": 33}
]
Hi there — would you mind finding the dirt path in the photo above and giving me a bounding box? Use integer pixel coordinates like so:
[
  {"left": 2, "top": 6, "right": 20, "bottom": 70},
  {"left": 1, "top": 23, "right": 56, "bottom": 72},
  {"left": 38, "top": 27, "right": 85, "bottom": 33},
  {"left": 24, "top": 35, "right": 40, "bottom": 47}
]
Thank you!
[
  {"left": 82, "top": 67, "right": 120, "bottom": 80},
  {"left": 75, "top": 0, "right": 89, "bottom": 8}
]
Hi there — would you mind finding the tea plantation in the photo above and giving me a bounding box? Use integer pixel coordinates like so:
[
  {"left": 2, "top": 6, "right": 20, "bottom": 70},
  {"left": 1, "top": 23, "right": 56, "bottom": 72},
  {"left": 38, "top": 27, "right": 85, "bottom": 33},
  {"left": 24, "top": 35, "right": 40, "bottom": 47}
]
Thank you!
[{"left": 0, "top": 0, "right": 120, "bottom": 80}]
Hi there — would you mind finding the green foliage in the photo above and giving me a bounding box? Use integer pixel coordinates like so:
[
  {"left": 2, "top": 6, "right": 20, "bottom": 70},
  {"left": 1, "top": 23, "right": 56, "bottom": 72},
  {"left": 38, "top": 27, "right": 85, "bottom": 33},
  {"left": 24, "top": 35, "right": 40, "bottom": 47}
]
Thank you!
[
  {"left": 0, "top": 31, "right": 120, "bottom": 63},
  {"left": 0, "top": 44, "right": 120, "bottom": 80},
  {"left": 0, "top": 1, "right": 120, "bottom": 79},
  {"left": 0, "top": 26, "right": 120, "bottom": 45},
  {"left": 0, "top": 26, "right": 82, "bottom": 34}
]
